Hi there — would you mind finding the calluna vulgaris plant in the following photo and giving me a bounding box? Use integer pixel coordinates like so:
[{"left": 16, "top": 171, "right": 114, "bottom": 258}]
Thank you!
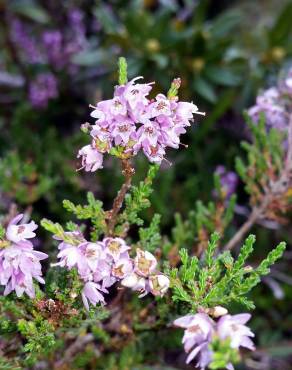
[{"left": 0, "top": 58, "right": 291, "bottom": 370}]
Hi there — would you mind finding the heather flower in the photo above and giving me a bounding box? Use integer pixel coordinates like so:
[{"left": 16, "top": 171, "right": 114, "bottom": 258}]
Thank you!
[
  {"left": 248, "top": 67, "right": 292, "bottom": 134},
  {"left": 81, "top": 281, "right": 106, "bottom": 310},
  {"left": 112, "top": 258, "right": 133, "bottom": 279},
  {"left": 174, "top": 313, "right": 215, "bottom": 366},
  {"left": 42, "top": 30, "right": 64, "bottom": 69},
  {"left": 0, "top": 214, "right": 47, "bottom": 298},
  {"left": 174, "top": 312, "right": 255, "bottom": 369},
  {"left": 78, "top": 144, "right": 103, "bottom": 171},
  {"left": 217, "top": 313, "right": 255, "bottom": 351},
  {"left": 54, "top": 241, "right": 90, "bottom": 278},
  {"left": 10, "top": 19, "right": 43, "bottom": 64},
  {"left": 149, "top": 274, "right": 170, "bottom": 296},
  {"left": 29, "top": 72, "right": 58, "bottom": 109},
  {"left": 121, "top": 272, "right": 147, "bottom": 296},
  {"left": 134, "top": 249, "right": 157, "bottom": 277},
  {"left": 215, "top": 165, "right": 238, "bottom": 199},
  {"left": 6, "top": 213, "right": 37, "bottom": 245},
  {"left": 103, "top": 237, "right": 130, "bottom": 261},
  {"left": 79, "top": 75, "right": 204, "bottom": 168}
]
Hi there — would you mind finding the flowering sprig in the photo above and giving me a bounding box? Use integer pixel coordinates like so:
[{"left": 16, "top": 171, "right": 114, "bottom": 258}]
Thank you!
[
  {"left": 0, "top": 58, "right": 288, "bottom": 370},
  {"left": 174, "top": 312, "right": 254, "bottom": 369},
  {"left": 0, "top": 214, "right": 47, "bottom": 298},
  {"left": 78, "top": 57, "right": 205, "bottom": 169}
]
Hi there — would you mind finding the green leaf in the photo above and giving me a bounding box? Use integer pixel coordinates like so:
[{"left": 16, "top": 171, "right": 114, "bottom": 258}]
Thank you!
[{"left": 193, "top": 77, "right": 217, "bottom": 103}]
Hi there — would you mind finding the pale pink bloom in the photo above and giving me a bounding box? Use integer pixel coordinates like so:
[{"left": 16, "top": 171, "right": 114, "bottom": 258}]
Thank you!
[
  {"left": 81, "top": 242, "right": 106, "bottom": 272},
  {"left": 217, "top": 314, "right": 255, "bottom": 350},
  {"left": 119, "top": 76, "right": 153, "bottom": 109},
  {"left": 134, "top": 249, "right": 157, "bottom": 277},
  {"left": 110, "top": 96, "right": 127, "bottom": 116},
  {"left": 6, "top": 214, "right": 38, "bottom": 244},
  {"left": 77, "top": 144, "right": 103, "bottom": 171},
  {"left": 143, "top": 144, "right": 165, "bottom": 164},
  {"left": 81, "top": 281, "right": 106, "bottom": 310},
  {"left": 174, "top": 313, "right": 215, "bottom": 367},
  {"left": 112, "top": 258, "right": 133, "bottom": 279},
  {"left": 103, "top": 237, "right": 130, "bottom": 262},
  {"left": 53, "top": 243, "right": 90, "bottom": 278},
  {"left": 150, "top": 94, "right": 172, "bottom": 117},
  {"left": 149, "top": 274, "right": 170, "bottom": 296},
  {"left": 121, "top": 271, "right": 148, "bottom": 297},
  {"left": 111, "top": 118, "right": 136, "bottom": 145},
  {"left": 0, "top": 244, "right": 47, "bottom": 298}
]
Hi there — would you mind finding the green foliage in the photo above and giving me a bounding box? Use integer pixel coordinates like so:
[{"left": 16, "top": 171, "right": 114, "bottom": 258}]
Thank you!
[
  {"left": 0, "top": 357, "right": 21, "bottom": 370},
  {"left": 17, "top": 318, "right": 56, "bottom": 365},
  {"left": 118, "top": 164, "right": 159, "bottom": 227},
  {"left": 63, "top": 192, "right": 106, "bottom": 240},
  {"left": 209, "top": 337, "right": 240, "bottom": 369},
  {"left": 169, "top": 233, "right": 286, "bottom": 311},
  {"left": 235, "top": 114, "right": 285, "bottom": 200},
  {"left": 118, "top": 57, "right": 128, "bottom": 85},
  {"left": 138, "top": 214, "right": 162, "bottom": 253},
  {"left": 41, "top": 218, "right": 79, "bottom": 245}
]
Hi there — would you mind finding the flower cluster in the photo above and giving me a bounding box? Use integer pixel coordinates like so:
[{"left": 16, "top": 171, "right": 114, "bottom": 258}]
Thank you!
[
  {"left": 0, "top": 214, "right": 48, "bottom": 298},
  {"left": 9, "top": 9, "right": 87, "bottom": 109},
  {"left": 53, "top": 234, "right": 169, "bottom": 310},
  {"left": 78, "top": 76, "right": 204, "bottom": 169},
  {"left": 121, "top": 248, "right": 170, "bottom": 297},
  {"left": 174, "top": 312, "right": 255, "bottom": 369},
  {"left": 248, "top": 67, "right": 292, "bottom": 133}
]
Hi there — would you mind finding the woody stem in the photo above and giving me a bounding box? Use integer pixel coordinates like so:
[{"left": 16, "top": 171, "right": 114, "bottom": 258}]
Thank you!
[{"left": 107, "top": 159, "right": 135, "bottom": 236}]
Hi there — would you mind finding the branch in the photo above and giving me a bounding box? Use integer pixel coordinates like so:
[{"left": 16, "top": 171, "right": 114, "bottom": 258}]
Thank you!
[
  {"left": 224, "top": 114, "right": 292, "bottom": 251},
  {"left": 107, "top": 159, "right": 135, "bottom": 236}
]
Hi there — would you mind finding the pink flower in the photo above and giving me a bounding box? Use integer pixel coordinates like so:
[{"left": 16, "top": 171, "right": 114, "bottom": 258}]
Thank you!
[
  {"left": 134, "top": 249, "right": 157, "bottom": 277},
  {"left": 112, "top": 258, "right": 133, "bottom": 279},
  {"left": 217, "top": 314, "right": 255, "bottom": 350},
  {"left": 77, "top": 144, "right": 103, "bottom": 171},
  {"left": 81, "top": 281, "right": 106, "bottom": 310},
  {"left": 53, "top": 243, "right": 90, "bottom": 278},
  {"left": 149, "top": 274, "right": 170, "bottom": 297},
  {"left": 174, "top": 313, "right": 214, "bottom": 367},
  {"left": 0, "top": 214, "right": 47, "bottom": 299},
  {"left": 103, "top": 237, "right": 130, "bottom": 262},
  {"left": 79, "top": 75, "right": 204, "bottom": 170},
  {"left": 6, "top": 214, "right": 37, "bottom": 245}
]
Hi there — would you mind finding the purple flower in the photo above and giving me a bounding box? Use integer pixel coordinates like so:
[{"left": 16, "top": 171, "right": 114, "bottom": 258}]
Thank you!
[
  {"left": 134, "top": 249, "right": 157, "bottom": 277},
  {"left": 0, "top": 214, "right": 47, "bottom": 298},
  {"left": 149, "top": 274, "right": 170, "bottom": 296},
  {"left": 6, "top": 214, "right": 37, "bottom": 245},
  {"left": 81, "top": 281, "right": 106, "bottom": 310},
  {"left": 79, "top": 75, "right": 205, "bottom": 169},
  {"left": 174, "top": 313, "right": 215, "bottom": 367},
  {"left": 215, "top": 165, "right": 238, "bottom": 199},
  {"left": 10, "top": 19, "right": 43, "bottom": 64},
  {"left": 217, "top": 313, "right": 255, "bottom": 350},
  {"left": 78, "top": 144, "right": 103, "bottom": 171},
  {"left": 29, "top": 72, "right": 58, "bottom": 109},
  {"left": 42, "top": 30, "right": 64, "bottom": 70},
  {"left": 174, "top": 312, "right": 255, "bottom": 369}
]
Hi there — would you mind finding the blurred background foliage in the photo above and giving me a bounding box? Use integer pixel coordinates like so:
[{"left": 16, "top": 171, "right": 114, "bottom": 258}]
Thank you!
[{"left": 0, "top": 0, "right": 292, "bottom": 369}]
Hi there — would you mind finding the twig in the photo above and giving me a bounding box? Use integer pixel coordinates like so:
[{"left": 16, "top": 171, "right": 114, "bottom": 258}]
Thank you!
[
  {"left": 224, "top": 114, "right": 292, "bottom": 251},
  {"left": 54, "top": 333, "right": 95, "bottom": 368},
  {"left": 224, "top": 207, "right": 261, "bottom": 251},
  {"left": 107, "top": 159, "right": 135, "bottom": 236}
]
